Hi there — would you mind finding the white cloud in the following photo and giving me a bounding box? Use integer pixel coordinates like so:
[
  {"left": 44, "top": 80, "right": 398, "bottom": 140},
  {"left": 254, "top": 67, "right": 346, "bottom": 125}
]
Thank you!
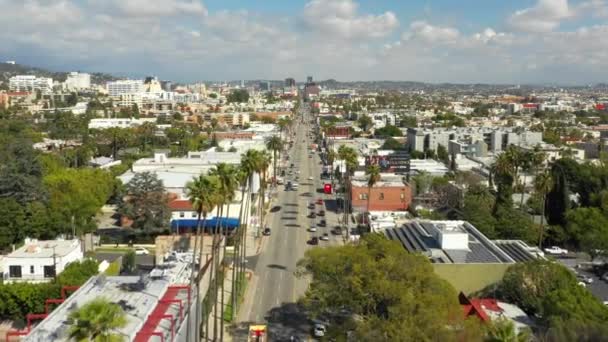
[
  {"left": 303, "top": 0, "right": 398, "bottom": 39},
  {"left": 508, "top": 0, "right": 571, "bottom": 32},
  {"left": 100, "top": 0, "right": 207, "bottom": 17},
  {"left": 403, "top": 21, "right": 460, "bottom": 43}
]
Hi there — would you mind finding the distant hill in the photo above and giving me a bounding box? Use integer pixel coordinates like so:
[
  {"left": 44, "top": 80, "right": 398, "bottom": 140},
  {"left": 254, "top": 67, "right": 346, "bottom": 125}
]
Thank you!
[{"left": 0, "top": 62, "right": 119, "bottom": 86}]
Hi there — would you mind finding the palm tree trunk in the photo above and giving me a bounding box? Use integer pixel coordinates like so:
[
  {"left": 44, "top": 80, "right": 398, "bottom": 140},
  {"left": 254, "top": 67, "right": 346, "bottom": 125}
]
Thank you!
[
  {"left": 205, "top": 206, "right": 220, "bottom": 341},
  {"left": 196, "top": 214, "right": 208, "bottom": 341},
  {"left": 220, "top": 202, "right": 230, "bottom": 341},
  {"left": 520, "top": 173, "right": 527, "bottom": 208},
  {"left": 232, "top": 184, "right": 246, "bottom": 320},
  {"left": 187, "top": 211, "right": 202, "bottom": 342},
  {"left": 538, "top": 194, "right": 546, "bottom": 248},
  {"left": 273, "top": 150, "right": 277, "bottom": 187},
  {"left": 367, "top": 185, "right": 372, "bottom": 220},
  {"left": 212, "top": 206, "right": 223, "bottom": 340}
]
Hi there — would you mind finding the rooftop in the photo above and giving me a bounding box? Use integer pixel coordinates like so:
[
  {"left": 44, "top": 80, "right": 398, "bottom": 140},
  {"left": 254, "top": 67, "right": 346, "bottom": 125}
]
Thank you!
[
  {"left": 384, "top": 220, "right": 538, "bottom": 264},
  {"left": 6, "top": 239, "right": 80, "bottom": 259}
]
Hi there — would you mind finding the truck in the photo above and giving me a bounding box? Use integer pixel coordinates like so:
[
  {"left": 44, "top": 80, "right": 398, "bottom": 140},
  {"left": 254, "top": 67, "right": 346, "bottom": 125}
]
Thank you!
[
  {"left": 544, "top": 246, "right": 569, "bottom": 255},
  {"left": 248, "top": 325, "right": 267, "bottom": 342}
]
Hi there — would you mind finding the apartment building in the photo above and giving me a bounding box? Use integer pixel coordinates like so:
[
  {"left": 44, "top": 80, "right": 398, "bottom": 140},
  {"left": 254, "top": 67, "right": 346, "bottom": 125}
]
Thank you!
[
  {"left": 351, "top": 174, "right": 412, "bottom": 212},
  {"left": 407, "top": 127, "right": 542, "bottom": 154},
  {"left": 9, "top": 75, "right": 53, "bottom": 94},
  {"left": 202, "top": 112, "right": 250, "bottom": 127},
  {"left": 88, "top": 118, "right": 156, "bottom": 129},
  {"left": 64, "top": 72, "right": 90, "bottom": 90},
  {"left": 106, "top": 79, "right": 144, "bottom": 96}
]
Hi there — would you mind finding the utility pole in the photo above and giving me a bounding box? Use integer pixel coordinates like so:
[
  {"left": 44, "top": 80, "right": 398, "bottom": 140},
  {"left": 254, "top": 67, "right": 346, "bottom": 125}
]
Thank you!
[{"left": 52, "top": 245, "right": 57, "bottom": 283}]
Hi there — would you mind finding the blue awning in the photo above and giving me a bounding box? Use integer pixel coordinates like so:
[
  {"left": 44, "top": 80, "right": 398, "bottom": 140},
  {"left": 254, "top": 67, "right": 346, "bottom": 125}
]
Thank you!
[{"left": 171, "top": 217, "right": 240, "bottom": 231}]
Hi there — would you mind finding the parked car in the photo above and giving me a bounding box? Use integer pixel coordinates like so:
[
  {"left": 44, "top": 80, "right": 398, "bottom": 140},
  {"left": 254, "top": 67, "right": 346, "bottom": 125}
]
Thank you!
[
  {"left": 308, "top": 202, "right": 315, "bottom": 209},
  {"left": 307, "top": 237, "right": 319, "bottom": 245},
  {"left": 308, "top": 212, "right": 316, "bottom": 218},
  {"left": 577, "top": 274, "right": 593, "bottom": 284},
  {"left": 263, "top": 227, "right": 271, "bottom": 236},
  {"left": 313, "top": 324, "right": 326, "bottom": 337},
  {"left": 318, "top": 219, "right": 326, "bottom": 227},
  {"left": 316, "top": 198, "right": 324, "bottom": 205},
  {"left": 318, "top": 210, "right": 325, "bottom": 217},
  {"left": 331, "top": 227, "right": 342, "bottom": 235},
  {"left": 602, "top": 273, "right": 608, "bottom": 282},
  {"left": 320, "top": 233, "right": 330, "bottom": 241},
  {"left": 308, "top": 226, "right": 318, "bottom": 232},
  {"left": 135, "top": 247, "right": 149, "bottom": 255},
  {"left": 544, "top": 246, "right": 569, "bottom": 255}
]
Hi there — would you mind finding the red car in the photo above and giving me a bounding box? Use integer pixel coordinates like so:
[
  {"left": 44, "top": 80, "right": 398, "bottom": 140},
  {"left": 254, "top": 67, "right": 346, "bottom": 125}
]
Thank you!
[{"left": 316, "top": 198, "right": 324, "bottom": 205}]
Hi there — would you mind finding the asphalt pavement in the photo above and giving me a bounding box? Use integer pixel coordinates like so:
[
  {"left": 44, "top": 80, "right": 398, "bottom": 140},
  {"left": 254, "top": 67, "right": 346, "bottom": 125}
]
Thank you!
[{"left": 234, "top": 104, "right": 343, "bottom": 341}]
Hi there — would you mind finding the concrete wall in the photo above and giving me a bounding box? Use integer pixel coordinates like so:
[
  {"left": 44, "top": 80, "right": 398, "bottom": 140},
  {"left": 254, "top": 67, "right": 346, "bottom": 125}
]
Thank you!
[{"left": 433, "top": 263, "right": 511, "bottom": 295}]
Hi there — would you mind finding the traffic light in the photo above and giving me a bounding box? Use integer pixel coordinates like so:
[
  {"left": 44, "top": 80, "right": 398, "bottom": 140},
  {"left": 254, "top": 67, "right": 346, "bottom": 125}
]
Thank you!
[{"left": 324, "top": 183, "right": 332, "bottom": 194}]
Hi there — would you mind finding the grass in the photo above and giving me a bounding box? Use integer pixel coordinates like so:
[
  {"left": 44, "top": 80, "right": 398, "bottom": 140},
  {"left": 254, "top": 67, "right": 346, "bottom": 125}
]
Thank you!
[
  {"left": 223, "top": 271, "right": 248, "bottom": 323},
  {"left": 104, "top": 259, "right": 122, "bottom": 276}
]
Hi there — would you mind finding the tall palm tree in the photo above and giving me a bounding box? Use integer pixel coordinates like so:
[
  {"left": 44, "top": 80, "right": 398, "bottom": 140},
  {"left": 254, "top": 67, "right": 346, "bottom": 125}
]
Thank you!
[
  {"left": 257, "top": 150, "right": 272, "bottom": 234},
  {"left": 68, "top": 298, "right": 127, "bottom": 342},
  {"left": 338, "top": 145, "right": 358, "bottom": 239},
  {"left": 535, "top": 170, "right": 553, "bottom": 248},
  {"left": 208, "top": 163, "right": 239, "bottom": 340},
  {"left": 231, "top": 166, "right": 249, "bottom": 320},
  {"left": 265, "top": 135, "right": 283, "bottom": 186},
  {"left": 186, "top": 174, "right": 217, "bottom": 342},
  {"left": 492, "top": 151, "right": 516, "bottom": 212},
  {"left": 365, "top": 165, "right": 381, "bottom": 214}
]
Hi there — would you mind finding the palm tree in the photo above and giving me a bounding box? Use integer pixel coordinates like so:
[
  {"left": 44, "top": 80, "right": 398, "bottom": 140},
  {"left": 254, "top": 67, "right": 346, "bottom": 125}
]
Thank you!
[
  {"left": 68, "top": 298, "right": 127, "bottom": 342},
  {"left": 492, "top": 151, "right": 516, "bottom": 212},
  {"left": 535, "top": 170, "right": 553, "bottom": 248},
  {"left": 338, "top": 145, "right": 358, "bottom": 239},
  {"left": 231, "top": 166, "right": 249, "bottom": 320},
  {"left": 208, "top": 163, "right": 239, "bottom": 340},
  {"left": 265, "top": 135, "right": 283, "bottom": 186},
  {"left": 186, "top": 174, "right": 218, "bottom": 342},
  {"left": 365, "top": 165, "right": 381, "bottom": 214},
  {"left": 257, "top": 150, "right": 272, "bottom": 234}
]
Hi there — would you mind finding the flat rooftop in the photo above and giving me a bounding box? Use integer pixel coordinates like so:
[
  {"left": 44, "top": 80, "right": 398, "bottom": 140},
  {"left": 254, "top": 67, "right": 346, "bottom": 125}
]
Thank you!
[
  {"left": 6, "top": 239, "right": 79, "bottom": 259},
  {"left": 384, "top": 220, "right": 537, "bottom": 264}
]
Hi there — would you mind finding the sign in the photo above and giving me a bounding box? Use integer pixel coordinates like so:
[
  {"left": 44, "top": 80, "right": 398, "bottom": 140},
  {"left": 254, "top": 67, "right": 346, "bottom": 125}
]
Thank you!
[
  {"left": 366, "top": 151, "right": 410, "bottom": 174},
  {"left": 324, "top": 183, "right": 332, "bottom": 194}
]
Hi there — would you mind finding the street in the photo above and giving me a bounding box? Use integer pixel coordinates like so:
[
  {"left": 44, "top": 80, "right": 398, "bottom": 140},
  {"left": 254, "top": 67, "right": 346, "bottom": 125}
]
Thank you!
[{"left": 234, "top": 103, "right": 343, "bottom": 341}]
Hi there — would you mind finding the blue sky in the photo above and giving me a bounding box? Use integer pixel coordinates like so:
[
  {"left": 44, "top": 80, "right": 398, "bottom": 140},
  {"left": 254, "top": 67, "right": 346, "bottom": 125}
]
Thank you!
[{"left": 1, "top": 0, "right": 608, "bottom": 84}]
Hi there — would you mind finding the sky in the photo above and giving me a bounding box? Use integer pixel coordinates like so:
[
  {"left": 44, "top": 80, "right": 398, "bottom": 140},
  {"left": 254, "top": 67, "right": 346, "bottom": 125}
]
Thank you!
[{"left": 1, "top": 0, "right": 608, "bottom": 84}]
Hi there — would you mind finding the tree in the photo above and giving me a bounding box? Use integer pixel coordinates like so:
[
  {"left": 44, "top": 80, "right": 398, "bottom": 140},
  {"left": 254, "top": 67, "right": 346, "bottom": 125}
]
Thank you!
[
  {"left": 122, "top": 251, "right": 136, "bottom": 275},
  {"left": 534, "top": 171, "right": 553, "bottom": 248},
  {"left": 0, "top": 140, "right": 46, "bottom": 204},
  {"left": 492, "top": 152, "right": 515, "bottom": 213},
  {"left": 565, "top": 207, "right": 608, "bottom": 258},
  {"left": 357, "top": 114, "right": 373, "bottom": 132},
  {"left": 374, "top": 125, "right": 402, "bottom": 137},
  {"left": 68, "top": 298, "right": 127, "bottom": 342},
  {"left": 411, "top": 171, "right": 433, "bottom": 195},
  {"left": 365, "top": 165, "right": 381, "bottom": 213},
  {"left": 185, "top": 174, "right": 218, "bottom": 341},
  {"left": 462, "top": 185, "right": 497, "bottom": 238},
  {"left": 297, "top": 234, "right": 464, "bottom": 341},
  {"left": 546, "top": 163, "right": 570, "bottom": 226},
  {"left": 265, "top": 135, "right": 283, "bottom": 185},
  {"left": 437, "top": 144, "right": 449, "bottom": 165},
  {"left": 226, "top": 89, "right": 249, "bottom": 103},
  {"left": 118, "top": 172, "right": 171, "bottom": 232},
  {"left": 486, "top": 317, "right": 531, "bottom": 342},
  {"left": 380, "top": 137, "right": 404, "bottom": 150}
]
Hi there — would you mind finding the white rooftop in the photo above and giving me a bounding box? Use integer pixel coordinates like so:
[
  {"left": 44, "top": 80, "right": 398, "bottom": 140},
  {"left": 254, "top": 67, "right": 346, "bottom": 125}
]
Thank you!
[{"left": 7, "top": 238, "right": 80, "bottom": 259}]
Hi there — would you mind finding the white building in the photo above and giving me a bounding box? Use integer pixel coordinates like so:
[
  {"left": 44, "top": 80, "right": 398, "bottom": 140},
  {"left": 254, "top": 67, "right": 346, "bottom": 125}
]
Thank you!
[
  {"left": 9, "top": 75, "right": 53, "bottom": 94},
  {"left": 88, "top": 117, "right": 156, "bottom": 129},
  {"left": 64, "top": 72, "right": 91, "bottom": 90},
  {"left": 106, "top": 79, "right": 144, "bottom": 96},
  {"left": 1, "top": 238, "right": 83, "bottom": 283}
]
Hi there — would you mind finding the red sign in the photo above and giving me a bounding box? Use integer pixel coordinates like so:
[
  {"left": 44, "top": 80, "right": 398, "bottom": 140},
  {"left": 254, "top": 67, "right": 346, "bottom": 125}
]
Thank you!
[{"left": 324, "top": 184, "right": 332, "bottom": 194}]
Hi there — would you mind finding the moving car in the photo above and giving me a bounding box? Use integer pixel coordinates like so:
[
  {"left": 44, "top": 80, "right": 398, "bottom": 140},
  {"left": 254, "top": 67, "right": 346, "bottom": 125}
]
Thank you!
[
  {"left": 135, "top": 247, "right": 149, "bottom": 255},
  {"left": 308, "top": 202, "right": 315, "bottom": 209},
  {"left": 544, "top": 246, "right": 569, "bottom": 255},
  {"left": 308, "top": 226, "right": 318, "bottom": 232},
  {"left": 313, "top": 324, "right": 326, "bottom": 337},
  {"left": 263, "top": 227, "right": 271, "bottom": 236},
  {"left": 320, "top": 233, "right": 329, "bottom": 241},
  {"left": 318, "top": 210, "right": 325, "bottom": 217},
  {"left": 318, "top": 219, "right": 326, "bottom": 227},
  {"left": 308, "top": 212, "right": 316, "bottom": 218},
  {"left": 331, "top": 226, "right": 342, "bottom": 235},
  {"left": 308, "top": 176, "right": 314, "bottom": 180},
  {"left": 307, "top": 237, "right": 319, "bottom": 245}
]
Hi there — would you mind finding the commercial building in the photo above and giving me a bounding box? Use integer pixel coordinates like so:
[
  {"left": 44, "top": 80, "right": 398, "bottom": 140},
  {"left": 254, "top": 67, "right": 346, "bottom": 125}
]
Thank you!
[
  {"left": 9, "top": 75, "right": 53, "bottom": 94},
  {"left": 285, "top": 78, "right": 296, "bottom": 88},
  {"left": 64, "top": 72, "right": 91, "bottom": 90},
  {"left": 407, "top": 127, "right": 542, "bottom": 154},
  {"left": 88, "top": 118, "right": 156, "bottom": 130},
  {"left": 107, "top": 80, "right": 145, "bottom": 97},
  {"left": 350, "top": 174, "right": 412, "bottom": 212},
  {"left": 1, "top": 238, "right": 83, "bottom": 283},
  {"left": 201, "top": 112, "right": 250, "bottom": 127}
]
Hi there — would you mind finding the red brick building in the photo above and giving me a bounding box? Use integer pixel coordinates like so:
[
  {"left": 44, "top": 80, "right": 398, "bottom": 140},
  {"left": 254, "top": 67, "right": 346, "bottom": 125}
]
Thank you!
[{"left": 350, "top": 176, "right": 412, "bottom": 212}]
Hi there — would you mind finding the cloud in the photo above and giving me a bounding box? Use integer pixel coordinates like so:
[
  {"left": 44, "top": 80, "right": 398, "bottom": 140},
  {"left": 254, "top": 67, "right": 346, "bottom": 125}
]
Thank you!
[
  {"left": 302, "top": 0, "right": 398, "bottom": 39},
  {"left": 403, "top": 21, "right": 460, "bottom": 43},
  {"left": 97, "top": 0, "right": 207, "bottom": 17},
  {"left": 508, "top": 0, "right": 571, "bottom": 32}
]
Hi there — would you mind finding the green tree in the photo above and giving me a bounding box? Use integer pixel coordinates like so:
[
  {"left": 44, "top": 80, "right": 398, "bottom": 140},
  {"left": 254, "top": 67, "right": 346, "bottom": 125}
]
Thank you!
[
  {"left": 534, "top": 171, "right": 553, "bottom": 248},
  {"left": 357, "top": 114, "right": 373, "bottom": 132},
  {"left": 226, "top": 89, "right": 249, "bottom": 103},
  {"left": 380, "top": 137, "right": 404, "bottom": 150},
  {"left": 365, "top": 165, "right": 381, "bottom": 213},
  {"left": 118, "top": 172, "right": 170, "bottom": 232},
  {"left": 0, "top": 140, "right": 46, "bottom": 204},
  {"left": 297, "top": 234, "right": 463, "bottom": 341},
  {"left": 485, "top": 317, "right": 531, "bottom": 342},
  {"left": 437, "top": 144, "right": 449, "bottom": 165},
  {"left": 566, "top": 207, "right": 608, "bottom": 258},
  {"left": 374, "top": 124, "right": 402, "bottom": 137},
  {"left": 68, "top": 298, "right": 127, "bottom": 342},
  {"left": 122, "top": 251, "right": 136, "bottom": 275},
  {"left": 411, "top": 171, "right": 433, "bottom": 195},
  {"left": 462, "top": 185, "right": 497, "bottom": 238},
  {"left": 265, "top": 135, "right": 283, "bottom": 185}
]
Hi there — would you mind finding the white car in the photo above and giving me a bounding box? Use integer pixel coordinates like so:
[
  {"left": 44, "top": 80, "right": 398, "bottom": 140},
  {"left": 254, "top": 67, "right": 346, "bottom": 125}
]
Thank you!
[
  {"left": 313, "top": 324, "right": 326, "bottom": 337},
  {"left": 544, "top": 246, "right": 569, "bottom": 255},
  {"left": 134, "top": 247, "right": 149, "bottom": 255},
  {"left": 309, "top": 226, "right": 318, "bottom": 232},
  {"left": 308, "top": 176, "right": 314, "bottom": 180}
]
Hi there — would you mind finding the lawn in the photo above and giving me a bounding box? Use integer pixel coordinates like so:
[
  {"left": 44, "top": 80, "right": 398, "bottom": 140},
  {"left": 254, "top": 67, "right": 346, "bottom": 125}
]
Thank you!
[{"left": 223, "top": 271, "right": 248, "bottom": 322}]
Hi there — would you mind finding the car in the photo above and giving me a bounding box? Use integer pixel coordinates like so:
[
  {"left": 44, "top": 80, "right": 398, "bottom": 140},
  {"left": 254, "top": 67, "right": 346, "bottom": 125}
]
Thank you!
[
  {"left": 318, "top": 219, "right": 326, "bottom": 227},
  {"left": 313, "top": 324, "right": 326, "bottom": 337},
  {"left": 316, "top": 198, "right": 324, "bottom": 205},
  {"left": 544, "top": 246, "right": 569, "bottom": 255},
  {"left": 320, "top": 233, "right": 329, "bottom": 241},
  {"left": 331, "top": 226, "right": 342, "bottom": 235},
  {"left": 308, "top": 202, "right": 315, "bottom": 209},
  {"left": 318, "top": 210, "right": 325, "bottom": 217},
  {"left": 577, "top": 274, "right": 593, "bottom": 284},
  {"left": 602, "top": 273, "right": 608, "bottom": 282},
  {"left": 307, "top": 237, "right": 319, "bottom": 245},
  {"left": 308, "top": 176, "right": 314, "bottom": 180},
  {"left": 308, "top": 212, "right": 316, "bottom": 218},
  {"left": 308, "top": 226, "right": 318, "bottom": 232},
  {"left": 135, "top": 247, "right": 149, "bottom": 255},
  {"left": 263, "top": 227, "right": 271, "bottom": 236}
]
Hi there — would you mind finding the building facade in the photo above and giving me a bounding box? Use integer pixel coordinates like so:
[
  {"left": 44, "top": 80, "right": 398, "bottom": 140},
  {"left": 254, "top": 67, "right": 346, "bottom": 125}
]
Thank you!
[
  {"left": 64, "top": 72, "right": 91, "bottom": 90},
  {"left": 106, "top": 79, "right": 144, "bottom": 96},
  {"left": 351, "top": 176, "right": 412, "bottom": 212},
  {"left": 9, "top": 75, "right": 53, "bottom": 94}
]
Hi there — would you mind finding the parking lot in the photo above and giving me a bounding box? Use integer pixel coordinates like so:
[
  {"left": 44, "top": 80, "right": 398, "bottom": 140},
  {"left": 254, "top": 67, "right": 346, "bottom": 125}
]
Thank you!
[{"left": 556, "top": 255, "right": 608, "bottom": 303}]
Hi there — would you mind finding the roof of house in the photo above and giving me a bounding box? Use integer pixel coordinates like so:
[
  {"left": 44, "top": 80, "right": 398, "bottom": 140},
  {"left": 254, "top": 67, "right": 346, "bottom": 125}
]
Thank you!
[
  {"left": 169, "top": 199, "right": 193, "bottom": 211},
  {"left": 5, "top": 239, "right": 80, "bottom": 259}
]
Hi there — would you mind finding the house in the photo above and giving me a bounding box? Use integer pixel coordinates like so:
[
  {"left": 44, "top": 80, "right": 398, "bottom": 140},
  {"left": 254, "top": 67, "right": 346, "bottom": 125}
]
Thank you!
[
  {"left": 1, "top": 238, "right": 83, "bottom": 283},
  {"left": 460, "top": 292, "right": 533, "bottom": 333}
]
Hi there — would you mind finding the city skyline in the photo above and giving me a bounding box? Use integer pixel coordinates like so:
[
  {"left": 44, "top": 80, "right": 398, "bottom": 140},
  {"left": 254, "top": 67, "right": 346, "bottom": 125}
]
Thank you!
[{"left": 2, "top": 0, "right": 608, "bottom": 84}]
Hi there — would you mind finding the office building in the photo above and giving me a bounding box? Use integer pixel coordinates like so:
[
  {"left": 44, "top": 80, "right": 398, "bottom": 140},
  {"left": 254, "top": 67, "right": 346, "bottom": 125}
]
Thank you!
[
  {"left": 9, "top": 75, "right": 53, "bottom": 94},
  {"left": 106, "top": 80, "right": 144, "bottom": 96},
  {"left": 64, "top": 72, "right": 91, "bottom": 90},
  {"left": 285, "top": 78, "right": 296, "bottom": 88},
  {"left": 351, "top": 174, "right": 412, "bottom": 212}
]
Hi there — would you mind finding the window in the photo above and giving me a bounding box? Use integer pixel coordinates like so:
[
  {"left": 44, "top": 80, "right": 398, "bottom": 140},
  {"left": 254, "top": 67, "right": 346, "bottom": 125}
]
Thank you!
[
  {"left": 179, "top": 212, "right": 185, "bottom": 218},
  {"left": 191, "top": 212, "right": 196, "bottom": 218},
  {"left": 43, "top": 265, "right": 56, "bottom": 278},
  {"left": 400, "top": 192, "right": 405, "bottom": 199},
  {"left": 379, "top": 193, "right": 385, "bottom": 200},
  {"left": 30, "top": 265, "right": 35, "bottom": 274},
  {"left": 9, "top": 266, "right": 22, "bottom": 278},
  {"left": 359, "top": 193, "right": 368, "bottom": 200}
]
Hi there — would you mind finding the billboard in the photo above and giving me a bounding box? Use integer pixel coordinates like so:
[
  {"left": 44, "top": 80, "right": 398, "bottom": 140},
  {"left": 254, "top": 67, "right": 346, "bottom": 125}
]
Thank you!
[{"left": 366, "top": 151, "right": 410, "bottom": 174}]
